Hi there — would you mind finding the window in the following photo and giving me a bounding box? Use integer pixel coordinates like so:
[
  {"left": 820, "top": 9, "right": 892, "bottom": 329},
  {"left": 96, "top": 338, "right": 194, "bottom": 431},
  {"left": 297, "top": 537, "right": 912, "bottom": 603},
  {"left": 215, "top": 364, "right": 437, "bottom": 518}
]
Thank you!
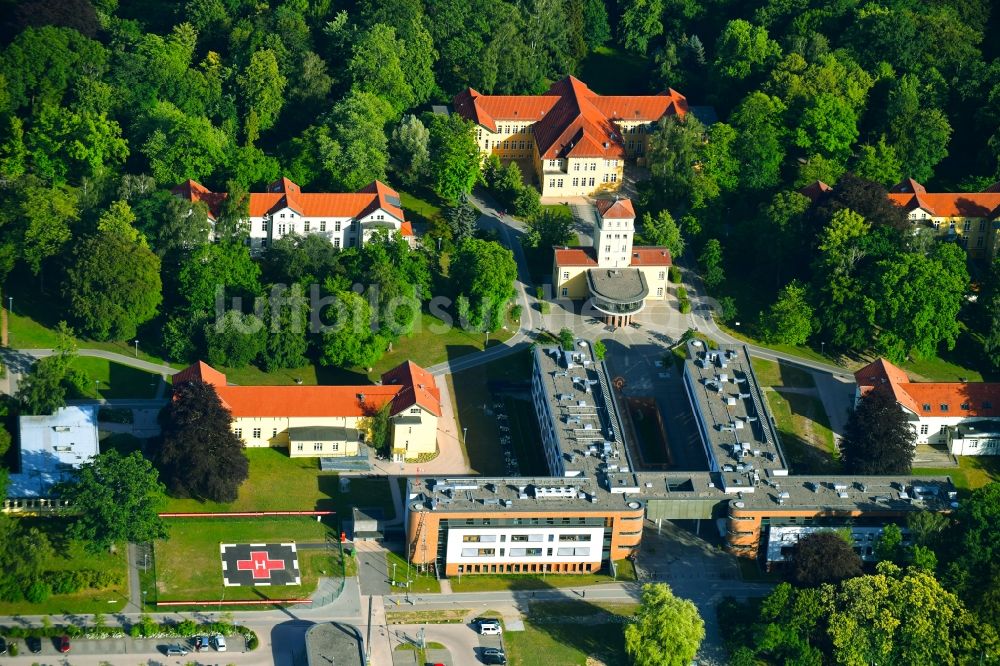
[
  {"left": 296, "top": 443, "right": 303, "bottom": 451},
  {"left": 562, "top": 271, "right": 569, "bottom": 279},
  {"left": 978, "top": 236, "right": 985, "bottom": 248},
  {"left": 572, "top": 178, "right": 579, "bottom": 187},
  {"left": 920, "top": 424, "right": 928, "bottom": 435},
  {"left": 304, "top": 221, "right": 310, "bottom": 232},
  {"left": 602, "top": 173, "right": 609, "bottom": 183},
  {"left": 334, "top": 238, "right": 341, "bottom": 248},
  {"left": 463, "top": 535, "right": 482, "bottom": 542},
  {"left": 961, "top": 402, "right": 970, "bottom": 410},
  {"left": 561, "top": 287, "right": 568, "bottom": 296},
  {"left": 335, "top": 221, "right": 341, "bottom": 232},
  {"left": 940, "top": 404, "right": 949, "bottom": 412},
  {"left": 261, "top": 221, "right": 268, "bottom": 232},
  {"left": 252, "top": 428, "right": 261, "bottom": 438},
  {"left": 611, "top": 173, "right": 618, "bottom": 182},
  {"left": 558, "top": 534, "right": 591, "bottom": 542},
  {"left": 574, "top": 163, "right": 580, "bottom": 171},
  {"left": 658, "top": 271, "right": 665, "bottom": 280},
  {"left": 235, "top": 428, "right": 242, "bottom": 438},
  {"left": 656, "top": 287, "right": 663, "bottom": 296},
  {"left": 314, "top": 443, "right": 323, "bottom": 451},
  {"left": 549, "top": 179, "right": 555, "bottom": 187},
  {"left": 605, "top": 245, "right": 611, "bottom": 252},
  {"left": 557, "top": 179, "right": 563, "bottom": 187},
  {"left": 511, "top": 535, "right": 529, "bottom": 542},
  {"left": 590, "top": 163, "right": 596, "bottom": 171},
  {"left": 922, "top": 404, "right": 931, "bottom": 412},
  {"left": 410, "top": 407, "right": 420, "bottom": 414},
  {"left": 280, "top": 213, "right": 286, "bottom": 218},
  {"left": 980, "top": 220, "right": 988, "bottom": 232},
  {"left": 272, "top": 429, "right": 277, "bottom": 438},
  {"left": 278, "top": 224, "right": 286, "bottom": 235},
  {"left": 260, "top": 239, "right": 267, "bottom": 248},
  {"left": 589, "top": 178, "right": 595, "bottom": 186}
]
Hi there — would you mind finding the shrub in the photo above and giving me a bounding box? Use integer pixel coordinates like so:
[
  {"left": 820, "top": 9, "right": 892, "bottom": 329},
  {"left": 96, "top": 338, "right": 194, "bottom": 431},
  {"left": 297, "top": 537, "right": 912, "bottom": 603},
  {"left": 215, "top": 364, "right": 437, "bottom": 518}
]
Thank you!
[
  {"left": 535, "top": 286, "right": 544, "bottom": 300},
  {"left": 669, "top": 266, "right": 682, "bottom": 283},
  {"left": 509, "top": 304, "right": 522, "bottom": 322},
  {"left": 539, "top": 301, "right": 550, "bottom": 314},
  {"left": 8, "top": 642, "right": 18, "bottom": 656},
  {"left": 593, "top": 340, "right": 607, "bottom": 360},
  {"left": 559, "top": 327, "right": 575, "bottom": 351},
  {"left": 246, "top": 631, "right": 260, "bottom": 650},
  {"left": 676, "top": 286, "right": 687, "bottom": 299},
  {"left": 25, "top": 581, "right": 51, "bottom": 604},
  {"left": 679, "top": 299, "right": 692, "bottom": 314}
]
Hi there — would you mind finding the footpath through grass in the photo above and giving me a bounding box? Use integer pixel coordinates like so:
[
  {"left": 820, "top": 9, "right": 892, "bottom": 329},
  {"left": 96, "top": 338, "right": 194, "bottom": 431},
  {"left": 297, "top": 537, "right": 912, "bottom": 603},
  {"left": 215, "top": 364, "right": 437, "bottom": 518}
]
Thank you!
[
  {"left": 154, "top": 516, "right": 334, "bottom": 602},
  {"left": 161, "top": 448, "right": 397, "bottom": 521}
]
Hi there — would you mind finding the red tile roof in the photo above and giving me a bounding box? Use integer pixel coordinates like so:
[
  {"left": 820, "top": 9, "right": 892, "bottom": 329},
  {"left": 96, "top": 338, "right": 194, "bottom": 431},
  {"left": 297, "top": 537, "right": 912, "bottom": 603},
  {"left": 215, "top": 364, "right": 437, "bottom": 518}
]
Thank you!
[
  {"left": 887, "top": 191, "right": 1000, "bottom": 218},
  {"left": 799, "top": 180, "right": 831, "bottom": 202},
  {"left": 553, "top": 245, "right": 671, "bottom": 268},
  {"left": 629, "top": 247, "right": 672, "bottom": 266},
  {"left": 173, "top": 360, "right": 439, "bottom": 418},
  {"left": 855, "top": 358, "right": 1000, "bottom": 418},
  {"left": 381, "top": 360, "right": 442, "bottom": 417},
  {"left": 453, "top": 76, "right": 687, "bottom": 159},
  {"left": 171, "top": 179, "right": 227, "bottom": 221},
  {"left": 596, "top": 198, "right": 636, "bottom": 219},
  {"left": 174, "top": 178, "right": 411, "bottom": 234},
  {"left": 889, "top": 177, "right": 927, "bottom": 194},
  {"left": 554, "top": 247, "right": 599, "bottom": 267}
]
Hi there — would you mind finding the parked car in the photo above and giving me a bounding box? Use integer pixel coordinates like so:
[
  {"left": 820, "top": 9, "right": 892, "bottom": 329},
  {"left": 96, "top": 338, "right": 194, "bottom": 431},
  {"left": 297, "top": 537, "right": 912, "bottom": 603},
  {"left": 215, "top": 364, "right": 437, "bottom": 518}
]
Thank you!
[
  {"left": 59, "top": 635, "right": 71, "bottom": 653},
  {"left": 26, "top": 636, "right": 42, "bottom": 654},
  {"left": 195, "top": 635, "right": 210, "bottom": 651},
  {"left": 478, "top": 619, "right": 502, "bottom": 636},
  {"left": 212, "top": 634, "right": 227, "bottom": 652},
  {"left": 482, "top": 647, "right": 507, "bottom": 665},
  {"left": 0, "top": 637, "right": 7, "bottom": 655},
  {"left": 166, "top": 645, "right": 189, "bottom": 656}
]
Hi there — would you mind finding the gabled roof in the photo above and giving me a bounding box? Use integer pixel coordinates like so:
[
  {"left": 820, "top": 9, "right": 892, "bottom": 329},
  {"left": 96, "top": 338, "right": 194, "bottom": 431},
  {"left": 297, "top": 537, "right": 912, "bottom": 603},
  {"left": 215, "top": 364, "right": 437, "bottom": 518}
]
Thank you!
[
  {"left": 629, "top": 247, "right": 672, "bottom": 266},
  {"left": 453, "top": 76, "right": 687, "bottom": 160},
  {"left": 887, "top": 191, "right": 1000, "bottom": 218},
  {"left": 854, "top": 358, "right": 1000, "bottom": 418},
  {"left": 172, "top": 360, "right": 228, "bottom": 388},
  {"left": 381, "top": 360, "right": 442, "bottom": 417},
  {"left": 175, "top": 178, "right": 412, "bottom": 235},
  {"left": 171, "top": 179, "right": 227, "bottom": 221},
  {"left": 799, "top": 180, "right": 831, "bottom": 202},
  {"left": 173, "top": 360, "right": 438, "bottom": 418},
  {"left": 596, "top": 198, "right": 636, "bottom": 219},
  {"left": 889, "top": 177, "right": 927, "bottom": 194},
  {"left": 554, "top": 247, "right": 599, "bottom": 267}
]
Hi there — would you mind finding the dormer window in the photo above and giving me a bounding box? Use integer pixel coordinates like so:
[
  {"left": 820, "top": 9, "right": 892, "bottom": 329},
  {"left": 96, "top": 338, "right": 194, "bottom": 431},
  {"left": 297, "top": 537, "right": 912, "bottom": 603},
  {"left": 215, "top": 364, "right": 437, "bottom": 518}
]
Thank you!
[
  {"left": 960, "top": 402, "right": 970, "bottom": 410},
  {"left": 940, "top": 404, "right": 949, "bottom": 412},
  {"left": 922, "top": 404, "right": 931, "bottom": 412}
]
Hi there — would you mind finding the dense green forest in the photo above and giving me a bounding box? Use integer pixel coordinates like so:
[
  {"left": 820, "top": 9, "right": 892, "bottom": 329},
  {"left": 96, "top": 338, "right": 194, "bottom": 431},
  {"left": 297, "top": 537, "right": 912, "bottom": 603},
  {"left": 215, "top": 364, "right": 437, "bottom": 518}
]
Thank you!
[{"left": 0, "top": 0, "right": 998, "bottom": 372}]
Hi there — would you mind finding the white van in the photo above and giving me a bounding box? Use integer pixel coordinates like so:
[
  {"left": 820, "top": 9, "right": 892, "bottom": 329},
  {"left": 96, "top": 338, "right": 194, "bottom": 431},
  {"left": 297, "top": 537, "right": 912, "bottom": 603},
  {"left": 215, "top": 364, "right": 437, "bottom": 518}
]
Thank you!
[{"left": 479, "top": 620, "right": 502, "bottom": 636}]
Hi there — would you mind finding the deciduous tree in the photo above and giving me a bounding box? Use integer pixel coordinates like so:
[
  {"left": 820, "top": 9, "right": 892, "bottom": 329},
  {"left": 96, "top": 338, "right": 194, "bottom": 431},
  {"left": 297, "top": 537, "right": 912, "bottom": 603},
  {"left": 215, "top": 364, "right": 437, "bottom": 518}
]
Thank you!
[
  {"left": 759, "top": 280, "right": 813, "bottom": 346},
  {"left": 426, "top": 113, "right": 481, "bottom": 203},
  {"left": 237, "top": 49, "right": 286, "bottom": 141},
  {"left": 713, "top": 20, "right": 781, "bottom": 81},
  {"left": 158, "top": 380, "right": 250, "bottom": 503},
  {"left": 698, "top": 238, "right": 725, "bottom": 289},
  {"left": 390, "top": 114, "right": 430, "bottom": 186},
  {"left": 625, "top": 583, "right": 705, "bottom": 666},
  {"left": 637, "top": 210, "right": 685, "bottom": 257},
  {"left": 63, "top": 232, "right": 162, "bottom": 341},
  {"left": 792, "top": 531, "right": 862, "bottom": 586},
  {"left": 451, "top": 238, "right": 518, "bottom": 332},
  {"left": 842, "top": 389, "right": 915, "bottom": 474},
  {"left": 319, "top": 290, "right": 388, "bottom": 368},
  {"left": 619, "top": 0, "right": 664, "bottom": 55},
  {"left": 522, "top": 208, "right": 574, "bottom": 249},
  {"left": 57, "top": 450, "right": 168, "bottom": 551},
  {"left": 349, "top": 24, "right": 414, "bottom": 118}
]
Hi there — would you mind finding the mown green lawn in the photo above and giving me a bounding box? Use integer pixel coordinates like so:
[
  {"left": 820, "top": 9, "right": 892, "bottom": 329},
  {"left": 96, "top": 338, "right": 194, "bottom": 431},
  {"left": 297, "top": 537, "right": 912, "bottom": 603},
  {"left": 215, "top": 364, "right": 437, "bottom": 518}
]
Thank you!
[
  {"left": 70, "top": 356, "right": 162, "bottom": 398},
  {"left": 161, "top": 448, "right": 397, "bottom": 521},
  {"left": 154, "top": 516, "right": 334, "bottom": 601},
  {"left": 914, "top": 455, "right": 1000, "bottom": 493},
  {"left": 750, "top": 358, "right": 817, "bottom": 389},
  {"left": 385, "top": 549, "right": 441, "bottom": 594},
  {"left": 0, "top": 519, "right": 129, "bottom": 615},
  {"left": 504, "top": 606, "right": 632, "bottom": 666},
  {"left": 764, "top": 389, "right": 839, "bottom": 475}
]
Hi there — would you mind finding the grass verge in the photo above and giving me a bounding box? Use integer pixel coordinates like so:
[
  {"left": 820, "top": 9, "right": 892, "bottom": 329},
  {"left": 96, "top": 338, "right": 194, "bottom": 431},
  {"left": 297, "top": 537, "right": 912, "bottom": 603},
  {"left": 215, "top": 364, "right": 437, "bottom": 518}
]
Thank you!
[
  {"left": 161, "top": 448, "right": 396, "bottom": 522},
  {"left": 764, "top": 389, "right": 839, "bottom": 474},
  {"left": 70, "top": 356, "right": 162, "bottom": 399},
  {"left": 449, "top": 563, "right": 634, "bottom": 593},
  {"left": 154, "top": 516, "right": 333, "bottom": 601},
  {"left": 750, "top": 358, "right": 817, "bottom": 389},
  {"left": 913, "top": 455, "right": 1000, "bottom": 493},
  {"left": 504, "top": 612, "right": 630, "bottom": 666},
  {"left": 386, "top": 549, "right": 441, "bottom": 594}
]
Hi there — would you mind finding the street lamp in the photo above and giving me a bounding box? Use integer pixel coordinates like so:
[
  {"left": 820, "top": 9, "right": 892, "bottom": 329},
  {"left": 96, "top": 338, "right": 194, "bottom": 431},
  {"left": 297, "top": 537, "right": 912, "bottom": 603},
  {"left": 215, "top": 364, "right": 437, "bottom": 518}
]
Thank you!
[
  {"left": 462, "top": 427, "right": 468, "bottom": 442},
  {"left": 134, "top": 339, "right": 139, "bottom": 358},
  {"left": 821, "top": 341, "right": 826, "bottom": 356},
  {"left": 6, "top": 296, "right": 11, "bottom": 314},
  {"left": 142, "top": 589, "right": 147, "bottom": 610},
  {"left": 392, "top": 561, "right": 397, "bottom": 587}
]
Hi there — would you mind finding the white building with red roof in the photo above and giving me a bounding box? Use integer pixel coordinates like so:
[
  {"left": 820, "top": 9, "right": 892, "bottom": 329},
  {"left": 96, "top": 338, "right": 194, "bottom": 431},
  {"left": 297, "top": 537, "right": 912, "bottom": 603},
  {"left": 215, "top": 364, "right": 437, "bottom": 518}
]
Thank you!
[
  {"left": 173, "top": 359, "right": 440, "bottom": 463},
  {"left": 854, "top": 358, "right": 1000, "bottom": 455},
  {"left": 453, "top": 75, "right": 688, "bottom": 197},
  {"left": 552, "top": 197, "right": 671, "bottom": 326},
  {"left": 172, "top": 177, "right": 413, "bottom": 252}
]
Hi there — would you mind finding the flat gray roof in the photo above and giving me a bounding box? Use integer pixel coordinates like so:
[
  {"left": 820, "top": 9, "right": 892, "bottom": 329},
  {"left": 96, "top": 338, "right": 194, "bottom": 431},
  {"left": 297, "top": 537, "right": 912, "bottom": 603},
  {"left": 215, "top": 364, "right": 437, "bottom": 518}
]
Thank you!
[
  {"left": 533, "top": 344, "right": 635, "bottom": 479},
  {"left": 8, "top": 405, "right": 99, "bottom": 498},
  {"left": 587, "top": 268, "right": 648, "bottom": 304},
  {"left": 683, "top": 342, "right": 789, "bottom": 489},
  {"left": 305, "top": 623, "right": 364, "bottom": 666}
]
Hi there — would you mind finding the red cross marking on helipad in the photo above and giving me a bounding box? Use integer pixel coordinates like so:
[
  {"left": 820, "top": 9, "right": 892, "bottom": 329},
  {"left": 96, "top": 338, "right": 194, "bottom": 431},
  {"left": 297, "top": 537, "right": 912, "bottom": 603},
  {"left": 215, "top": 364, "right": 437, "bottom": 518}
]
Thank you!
[{"left": 235, "top": 551, "right": 286, "bottom": 579}]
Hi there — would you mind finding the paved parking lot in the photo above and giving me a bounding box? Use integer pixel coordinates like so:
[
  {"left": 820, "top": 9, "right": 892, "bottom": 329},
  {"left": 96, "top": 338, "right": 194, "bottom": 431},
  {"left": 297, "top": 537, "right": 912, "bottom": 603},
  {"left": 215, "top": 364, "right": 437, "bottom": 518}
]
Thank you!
[{"left": 0, "top": 633, "right": 246, "bottom": 659}]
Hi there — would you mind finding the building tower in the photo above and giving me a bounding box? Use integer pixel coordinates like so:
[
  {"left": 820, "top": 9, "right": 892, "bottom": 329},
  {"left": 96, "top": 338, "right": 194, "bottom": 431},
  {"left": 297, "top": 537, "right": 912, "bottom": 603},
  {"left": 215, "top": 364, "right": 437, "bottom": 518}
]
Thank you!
[{"left": 594, "top": 198, "right": 635, "bottom": 268}]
